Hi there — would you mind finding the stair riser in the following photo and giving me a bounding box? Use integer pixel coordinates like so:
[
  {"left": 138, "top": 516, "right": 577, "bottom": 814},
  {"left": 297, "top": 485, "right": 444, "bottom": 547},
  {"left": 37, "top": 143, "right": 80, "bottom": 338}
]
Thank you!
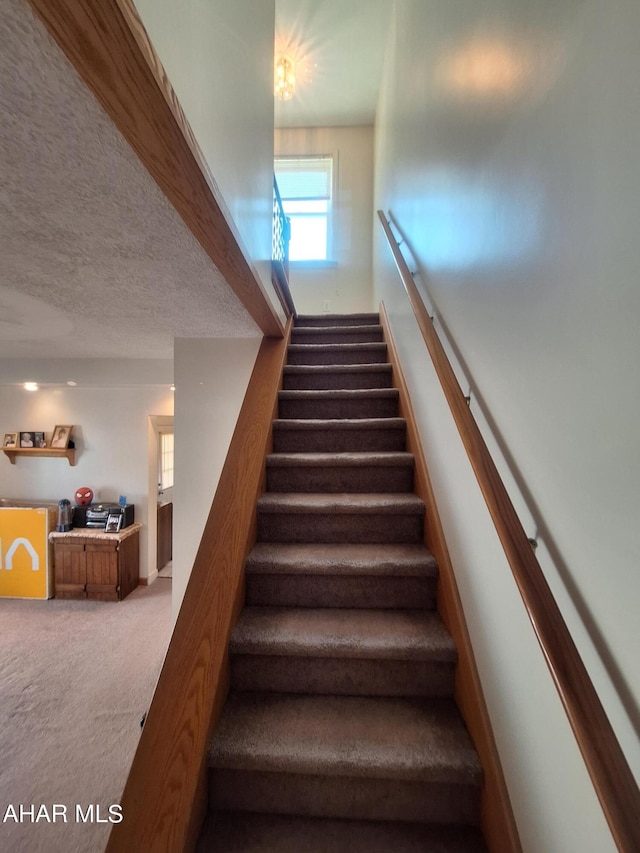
[
  {"left": 201, "top": 813, "right": 488, "bottom": 851},
  {"left": 283, "top": 370, "right": 392, "bottom": 391},
  {"left": 296, "top": 315, "right": 380, "bottom": 328},
  {"left": 291, "top": 330, "right": 383, "bottom": 346},
  {"left": 267, "top": 465, "right": 413, "bottom": 493},
  {"left": 230, "top": 656, "right": 455, "bottom": 697},
  {"left": 210, "top": 769, "right": 480, "bottom": 825},
  {"left": 257, "top": 513, "right": 423, "bottom": 544},
  {"left": 278, "top": 397, "right": 398, "bottom": 419},
  {"left": 245, "top": 575, "right": 437, "bottom": 609},
  {"left": 273, "top": 429, "right": 406, "bottom": 454},
  {"left": 287, "top": 347, "right": 388, "bottom": 366}
]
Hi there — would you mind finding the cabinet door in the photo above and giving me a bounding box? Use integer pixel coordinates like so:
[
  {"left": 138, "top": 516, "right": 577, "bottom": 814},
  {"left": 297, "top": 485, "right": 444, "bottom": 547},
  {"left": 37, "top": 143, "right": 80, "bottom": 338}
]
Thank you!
[
  {"left": 119, "top": 531, "right": 140, "bottom": 601},
  {"left": 54, "top": 543, "right": 87, "bottom": 598},
  {"left": 86, "top": 543, "right": 119, "bottom": 601}
]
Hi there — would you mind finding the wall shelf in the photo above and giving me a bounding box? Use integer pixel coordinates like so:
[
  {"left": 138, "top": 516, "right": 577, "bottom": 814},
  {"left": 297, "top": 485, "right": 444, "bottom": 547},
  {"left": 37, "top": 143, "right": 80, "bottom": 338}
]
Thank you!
[{"left": 3, "top": 448, "right": 76, "bottom": 467}]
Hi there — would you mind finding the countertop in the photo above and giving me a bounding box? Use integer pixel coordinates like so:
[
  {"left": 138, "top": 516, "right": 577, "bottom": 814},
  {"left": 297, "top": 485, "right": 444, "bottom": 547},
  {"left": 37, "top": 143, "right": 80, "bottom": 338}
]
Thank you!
[{"left": 49, "top": 522, "right": 142, "bottom": 543}]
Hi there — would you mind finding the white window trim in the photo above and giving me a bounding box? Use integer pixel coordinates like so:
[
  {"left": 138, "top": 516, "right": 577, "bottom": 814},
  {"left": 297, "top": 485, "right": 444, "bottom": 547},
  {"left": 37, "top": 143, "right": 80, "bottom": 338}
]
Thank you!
[{"left": 275, "top": 154, "right": 336, "bottom": 263}]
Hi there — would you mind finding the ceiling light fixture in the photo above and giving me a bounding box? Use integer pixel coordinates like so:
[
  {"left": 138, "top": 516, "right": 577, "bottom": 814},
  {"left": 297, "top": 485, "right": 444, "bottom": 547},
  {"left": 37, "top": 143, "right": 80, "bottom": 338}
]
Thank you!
[
  {"left": 275, "top": 55, "right": 296, "bottom": 101},
  {"left": 24, "top": 381, "right": 39, "bottom": 392}
]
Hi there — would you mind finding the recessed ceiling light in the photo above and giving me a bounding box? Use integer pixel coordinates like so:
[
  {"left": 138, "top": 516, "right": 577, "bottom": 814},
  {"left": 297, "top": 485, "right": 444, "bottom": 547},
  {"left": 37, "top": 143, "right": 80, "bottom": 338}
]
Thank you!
[
  {"left": 170, "top": 385, "right": 176, "bottom": 391},
  {"left": 24, "top": 382, "right": 39, "bottom": 392},
  {"left": 66, "top": 381, "right": 77, "bottom": 386}
]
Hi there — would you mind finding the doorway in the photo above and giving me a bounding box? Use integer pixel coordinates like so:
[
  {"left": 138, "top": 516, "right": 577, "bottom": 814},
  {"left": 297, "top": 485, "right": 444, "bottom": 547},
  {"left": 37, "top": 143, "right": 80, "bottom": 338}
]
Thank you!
[{"left": 148, "top": 415, "right": 174, "bottom": 579}]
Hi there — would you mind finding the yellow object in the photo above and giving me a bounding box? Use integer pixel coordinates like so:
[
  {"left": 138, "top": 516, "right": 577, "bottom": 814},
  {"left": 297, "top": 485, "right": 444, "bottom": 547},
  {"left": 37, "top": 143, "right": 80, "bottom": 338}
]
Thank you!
[{"left": 0, "top": 507, "right": 53, "bottom": 599}]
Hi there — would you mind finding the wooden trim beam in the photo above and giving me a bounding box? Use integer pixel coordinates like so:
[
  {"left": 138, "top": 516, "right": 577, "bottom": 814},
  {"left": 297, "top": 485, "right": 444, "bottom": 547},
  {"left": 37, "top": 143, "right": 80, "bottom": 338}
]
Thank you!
[
  {"left": 378, "top": 210, "right": 640, "bottom": 852},
  {"left": 27, "top": 0, "right": 283, "bottom": 338},
  {"left": 380, "top": 304, "right": 521, "bottom": 853},
  {"left": 106, "top": 320, "right": 292, "bottom": 852}
]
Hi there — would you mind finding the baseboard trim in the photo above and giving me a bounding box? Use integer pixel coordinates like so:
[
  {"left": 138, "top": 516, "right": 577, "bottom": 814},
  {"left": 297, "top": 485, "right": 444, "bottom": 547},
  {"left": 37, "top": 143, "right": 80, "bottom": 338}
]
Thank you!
[{"left": 139, "top": 570, "right": 159, "bottom": 587}]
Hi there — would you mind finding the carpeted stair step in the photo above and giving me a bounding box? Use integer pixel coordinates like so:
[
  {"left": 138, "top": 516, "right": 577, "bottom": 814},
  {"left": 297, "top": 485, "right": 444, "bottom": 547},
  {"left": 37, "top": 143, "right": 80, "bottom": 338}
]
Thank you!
[
  {"left": 296, "top": 313, "right": 381, "bottom": 328},
  {"left": 257, "top": 493, "right": 424, "bottom": 544},
  {"left": 245, "top": 542, "right": 438, "bottom": 609},
  {"left": 199, "top": 312, "right": 487, "bottom": 850},
  {"left": 283, "top": 363, "right": 393, "bottom": 391},
  {"left": 198, "top": 812, "right": 487, "bottom": 852},
  {"left": 266, "top": 452, "right": 414, "bottom": 493},
  {"left": 291, "top": 325, "right": 384, "bottom": 345},
  {"left": 278, "top": 389, "right": 398, "bottom": 420},
  {"left": 207, "top": 693, "right": 482, "bottom": 824},
  {"left": 272, "top": 418, "right": 406, "bottom": 453},
  {"left": 287, "top": 342, "right": 388, "bottom": 366},
  {"left": 230, "top": 607, "right": 456, "bottom": 696}
]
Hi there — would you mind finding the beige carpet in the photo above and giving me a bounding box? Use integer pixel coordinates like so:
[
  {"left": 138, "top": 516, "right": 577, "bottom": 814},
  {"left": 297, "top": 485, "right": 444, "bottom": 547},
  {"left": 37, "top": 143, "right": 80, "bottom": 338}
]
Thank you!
[{"left": 0, "top": 580, "right": 172, "bottom": 853}]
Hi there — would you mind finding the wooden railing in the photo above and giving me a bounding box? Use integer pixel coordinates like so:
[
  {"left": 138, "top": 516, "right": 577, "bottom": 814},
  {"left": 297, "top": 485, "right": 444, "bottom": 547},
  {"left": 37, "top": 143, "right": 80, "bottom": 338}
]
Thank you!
[
  {"left": 106, "top": 321, "right": 291, "bottom": 852},
  {"left": 271, "top": 177, "right": 296, "bottom": 318},
  {"left": 378, "top": 210, "right": 640, "bottom": 852}
]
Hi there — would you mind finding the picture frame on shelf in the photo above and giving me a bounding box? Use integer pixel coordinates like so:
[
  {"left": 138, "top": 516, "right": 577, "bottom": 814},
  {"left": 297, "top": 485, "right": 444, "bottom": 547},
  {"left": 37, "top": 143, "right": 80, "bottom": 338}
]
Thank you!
[
  {"left": 34, "top": 431, "right": 46, "bottom": 448},
  {"left": 51, "top": 425, "right": 72, "bottom": 449},
  {"left": 105, "top": 512, "right": 123, "bottom": 533},
  {"left": 3, "top": 432, "right": 18, "bottom": 448},
  {"left": 19, "top": 431, "right": 36, "bottom": 448}
]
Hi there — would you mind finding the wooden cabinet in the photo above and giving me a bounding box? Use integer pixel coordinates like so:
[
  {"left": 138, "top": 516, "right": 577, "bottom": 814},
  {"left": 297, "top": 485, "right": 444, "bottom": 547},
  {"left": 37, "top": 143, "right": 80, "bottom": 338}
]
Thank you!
[{"left": 51, "top": 523, "right": 141, "bottom": 601}]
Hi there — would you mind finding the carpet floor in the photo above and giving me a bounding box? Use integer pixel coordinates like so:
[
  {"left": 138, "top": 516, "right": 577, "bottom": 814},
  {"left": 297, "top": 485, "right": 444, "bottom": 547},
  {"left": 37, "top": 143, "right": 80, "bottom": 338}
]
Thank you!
[{"left": 0, "top": 579, "right": 172, "bottom": 853}]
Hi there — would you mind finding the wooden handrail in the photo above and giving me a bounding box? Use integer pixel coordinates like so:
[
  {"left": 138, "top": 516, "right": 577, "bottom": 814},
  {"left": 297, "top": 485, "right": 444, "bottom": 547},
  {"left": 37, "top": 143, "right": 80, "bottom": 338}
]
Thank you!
[
  {"left": 271, "top": 260, "right": 297, "bottom": 320},
  {"left": 271, "top": 177, "right": 296, "bottom": 318},
  {"left": 106, "top": 322, "right": 291, "bottom": 852},
  {"left": 378, "top": 210, "right": 640, "bottom": 852}
]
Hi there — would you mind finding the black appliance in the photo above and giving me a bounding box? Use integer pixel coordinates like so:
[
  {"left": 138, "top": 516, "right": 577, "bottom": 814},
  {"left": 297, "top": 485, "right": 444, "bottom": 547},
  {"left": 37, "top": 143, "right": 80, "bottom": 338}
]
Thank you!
[{"left": 73, "top": 503, "right": 135, "bottom": 530}]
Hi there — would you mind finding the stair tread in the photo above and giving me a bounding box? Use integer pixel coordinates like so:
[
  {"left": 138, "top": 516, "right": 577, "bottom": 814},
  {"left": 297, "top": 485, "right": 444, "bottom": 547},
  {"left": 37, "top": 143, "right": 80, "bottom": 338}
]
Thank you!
[
  {"left": 288, "top": 342, "right": 387, "bottom": 351},
  {"left": 297, "top": 313, "right": 381, "bottom": 324},
  {"left": 258, "top": 493, "right": 424, "bottom": 514},
  {"left": 245, "top": 543, "right": 437, "bottom": 576},
  {"left": 293, "top": 324, "right": 384, "bottom": 334},
  {"left": 208, "top": 693, "right": 482, "bottom": 784},
  {"left": 273, "top": 417, "right": 405, "bottom": 430},
  {"left": 266, "top": 452, "right": 414, "bottom": 468},
  {"left": 199, "top": 813, "right": 487, "bottom": 852},
  {"left": 231, "top": 608, "right": 456, "bottom": 661},
  {"left": 279, "top": 388, "right": 397, "bottom": 399},
  {"left": 284, "top": 364, "right": 392, "bottom": 374}
]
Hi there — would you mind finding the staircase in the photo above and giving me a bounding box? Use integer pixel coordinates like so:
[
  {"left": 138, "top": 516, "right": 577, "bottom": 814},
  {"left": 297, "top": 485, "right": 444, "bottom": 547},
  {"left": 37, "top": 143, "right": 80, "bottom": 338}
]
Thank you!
[{"left": 198, "top": 314, "right": 486, "bottom": 852}]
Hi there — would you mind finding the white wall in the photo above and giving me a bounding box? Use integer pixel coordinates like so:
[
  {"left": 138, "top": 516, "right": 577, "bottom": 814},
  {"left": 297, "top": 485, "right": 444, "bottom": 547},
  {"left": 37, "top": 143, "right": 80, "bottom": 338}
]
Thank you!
[
  {"left": 374, "top": 1, "right": 640, "bottom": 850},
  {"left": 173, "top": 337, "right": 261, "bottom": 620},
  {"left": 133, "top": 0, "right": 281, "bottom": 314},
  {"left": 0, "top": 384, "right": 174, "bottom": 582},
  {"left": 275, "top": 126, "right": 375, "bottom": 315}
]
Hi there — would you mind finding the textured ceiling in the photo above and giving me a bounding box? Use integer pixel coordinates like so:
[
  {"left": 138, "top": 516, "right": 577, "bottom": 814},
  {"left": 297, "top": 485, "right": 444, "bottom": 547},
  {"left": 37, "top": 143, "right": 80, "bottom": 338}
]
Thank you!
[
  {"left": 0, "top": 0, "right": 390, "bottom": 368},
  {"left": 274, "top": 0, "right": 392, "bottom": 128},
  {"left": 0, "top": 0, "right": 259, "bottom": 364}
]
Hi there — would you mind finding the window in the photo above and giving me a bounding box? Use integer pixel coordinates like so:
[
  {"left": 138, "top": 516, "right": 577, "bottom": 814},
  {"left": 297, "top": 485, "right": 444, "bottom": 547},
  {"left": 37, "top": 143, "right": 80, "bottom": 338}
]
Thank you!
[
  {"left": 274, "top": 156, "right": 333, "bottom": 261},
  {"left": 159, "top": 432, "right": 174, "bottom": 491}
]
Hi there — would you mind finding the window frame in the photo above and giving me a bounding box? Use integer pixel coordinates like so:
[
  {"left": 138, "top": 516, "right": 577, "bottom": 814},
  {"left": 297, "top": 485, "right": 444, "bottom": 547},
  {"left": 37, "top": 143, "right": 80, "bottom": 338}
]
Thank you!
[{"left": 274, "top": 155, "right": 335, "bottom": 265}]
